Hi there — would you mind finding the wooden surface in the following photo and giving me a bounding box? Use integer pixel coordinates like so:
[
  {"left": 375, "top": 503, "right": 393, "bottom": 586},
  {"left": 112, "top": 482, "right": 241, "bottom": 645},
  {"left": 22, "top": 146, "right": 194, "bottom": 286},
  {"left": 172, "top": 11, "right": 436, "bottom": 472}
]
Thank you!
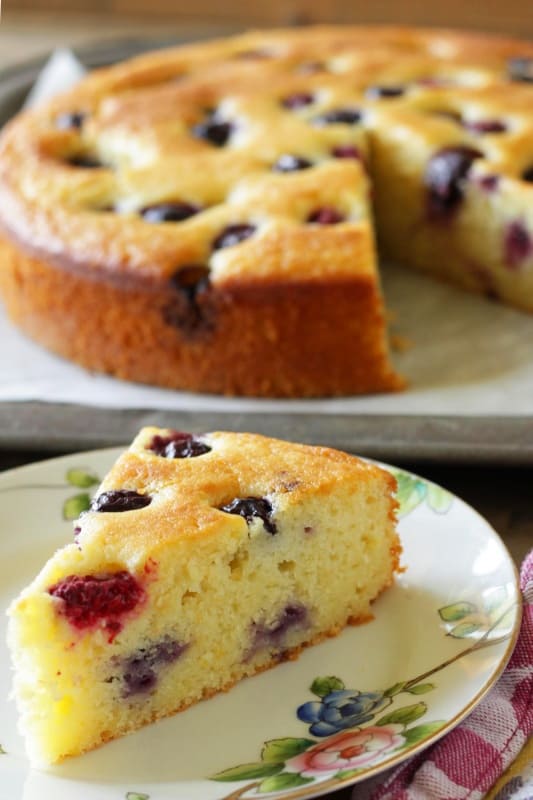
[
  {"left": 3, "top": 1, "right": 533, "bottom": 38},
  {"left": 2, "top": 3, "right": 533, "bottom": 75}
]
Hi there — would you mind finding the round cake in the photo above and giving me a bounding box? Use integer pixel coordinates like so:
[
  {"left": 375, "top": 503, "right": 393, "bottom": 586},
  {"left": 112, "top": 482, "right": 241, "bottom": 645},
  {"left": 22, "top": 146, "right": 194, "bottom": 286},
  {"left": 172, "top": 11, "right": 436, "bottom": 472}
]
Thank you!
[{"left": 1, "top": 26, "right": 533, "bottom": 397}]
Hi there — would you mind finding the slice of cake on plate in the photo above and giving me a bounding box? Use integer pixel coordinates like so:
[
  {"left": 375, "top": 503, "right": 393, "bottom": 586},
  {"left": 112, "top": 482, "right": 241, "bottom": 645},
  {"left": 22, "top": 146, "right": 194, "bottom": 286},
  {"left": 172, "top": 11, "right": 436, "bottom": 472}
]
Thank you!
[{"left": 7, "top": 428, "right": 401, "bottom": 765}]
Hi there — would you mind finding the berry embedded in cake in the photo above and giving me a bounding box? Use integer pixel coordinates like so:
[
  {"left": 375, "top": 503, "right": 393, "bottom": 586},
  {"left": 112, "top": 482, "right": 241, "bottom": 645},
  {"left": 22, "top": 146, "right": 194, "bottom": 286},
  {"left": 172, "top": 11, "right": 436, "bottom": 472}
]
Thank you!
[
  {"left": 1, "top": 26, "right": 533, "bottom": 397},
  {"left": 7, "top": 428, "right": 401, "bottom": 765}
]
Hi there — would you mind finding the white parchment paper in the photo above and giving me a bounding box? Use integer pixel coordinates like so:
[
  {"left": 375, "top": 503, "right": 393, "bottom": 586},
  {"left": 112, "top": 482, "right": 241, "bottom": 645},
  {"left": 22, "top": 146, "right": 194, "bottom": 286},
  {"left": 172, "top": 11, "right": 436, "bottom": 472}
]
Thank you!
[{"left": 1, "top": 51, "right": 531, "bottom": 416}]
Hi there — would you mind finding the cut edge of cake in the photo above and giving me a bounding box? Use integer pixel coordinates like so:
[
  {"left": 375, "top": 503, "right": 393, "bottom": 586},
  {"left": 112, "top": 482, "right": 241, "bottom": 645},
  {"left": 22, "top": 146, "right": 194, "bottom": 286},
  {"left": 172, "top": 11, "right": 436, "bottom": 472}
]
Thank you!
[{"left": 7, "top": 428, "right": 401, "bottom": 765}]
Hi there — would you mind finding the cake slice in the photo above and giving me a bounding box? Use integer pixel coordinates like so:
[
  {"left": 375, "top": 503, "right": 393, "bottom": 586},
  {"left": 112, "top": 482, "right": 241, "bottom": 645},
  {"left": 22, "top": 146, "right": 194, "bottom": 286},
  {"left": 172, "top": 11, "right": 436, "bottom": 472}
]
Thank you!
[{"left": 7, "top": 428, "right": 401, "bottom": 765}]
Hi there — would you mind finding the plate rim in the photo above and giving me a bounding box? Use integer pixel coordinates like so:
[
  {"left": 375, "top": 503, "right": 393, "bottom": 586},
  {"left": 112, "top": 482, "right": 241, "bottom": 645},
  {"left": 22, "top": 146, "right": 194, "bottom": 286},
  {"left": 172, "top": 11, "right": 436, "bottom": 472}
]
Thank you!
[{"left": 0, "top": 446, "right": 523, "bottom": 800}]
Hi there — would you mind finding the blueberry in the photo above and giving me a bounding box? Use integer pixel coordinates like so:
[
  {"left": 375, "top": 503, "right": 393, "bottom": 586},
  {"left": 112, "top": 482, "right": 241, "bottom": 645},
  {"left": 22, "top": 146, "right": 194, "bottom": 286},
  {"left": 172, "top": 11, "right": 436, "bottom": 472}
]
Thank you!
[
  {"left": 234, "top": 49, "right": 272, "bottom": 59},
  {"left": 250, "top": 603, "right": 308, "bottom": 651},
  {"left": 192, "top": 114, "right": 233, "bottom": 147},
  {"left": 307, "top": 207, "right": 345, "bottom": 225},
  {"left": 464, "top": 119, "right": 507, "bottom": 134},
  {"left": 365, "top": 85, "right": 405, "bottom": 99},
  {"left": 67, "top": 154, "right": 104, "bottom": 169},
  {"left": 272, "top": 154, "right": 313, "bottom": 172},
  {"left": 120, "top": 637, "right": 188, "bottom": 697},
  {"left": 297, "top": 61, "right": 327, "bottom": 74},
  {"left": 170, "top": 265, "right": 210, "bottom": 302},
  {"left": 165, "top": 265, "right": 211, "bottom": 333},
  {"left": 478, "top": 174, "right": 500, "bottom": 192},
  {"left": 140, "top": 202, "right": 200, "bottom": 223},
  {"left": 313, "top": 108, "right": 362, "bottom": 125},
  {"left": 90, "top": 489, "right": 152, "bottom": 512},
  {"left": 55, "top": 111, "right": 86, "bottom": 130},
  {"left": 331, "top": 144, "right": 361, "bottom": 160},
  {"left": 281, "top": 92, "right": 315, "bottom": 109},
  {"left": 508, "top": 57, "right": 533, "bottom": 83},
  {"left": 522, "top": 166, "right": 533, "bottom": 182},
  {"left": 424, "top": 146, "right": 483, "bottom": 220},
  {"left": 220, "top": 496, "right": 277, "bottom": 534},
  {"left": 504, "top": 221, "right": 532, "bottom": 267},
  {"left": 212, "top": 223, "right": 256, "bottom": 251},
  {"left": 149, "top": 431, "right": 211, "bottom": 458}
]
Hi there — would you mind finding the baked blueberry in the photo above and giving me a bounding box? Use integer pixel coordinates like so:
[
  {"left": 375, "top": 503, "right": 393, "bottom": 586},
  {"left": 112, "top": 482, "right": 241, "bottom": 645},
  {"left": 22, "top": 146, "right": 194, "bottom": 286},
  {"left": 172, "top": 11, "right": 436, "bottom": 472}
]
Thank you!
[
  {"left": 120, "top": 637, "right": 188, "bottom": 697},
  {"left": 272, "top": 154, "right": 313, "bottom": 172},
  {"left": 521, "top": 166, "right": 533, "bottom": 182},
  {"left": 313, "top": 107, "right": 362, "bottom": 125},
  {"left": 424, "top": 146, "right": 483, "bottom": 219},
  {"left": 464, "top": 119, "right": 507, "bottom": 134},
  {"left": 508, "top": 57, "right": 533, "bottom": 83},
  {"left": 307, "top": 207, "right": 345, "bottom": 224},
  {"left": 140, "top": 202, "right": 200, "bottom": 223},
  {"left": 365, "top": 85, "right": 405, "bottom": 99},
  {"left": 170, "top": 265, "right": 210, "bottom": 302},
  {"left": 297, "top": 61, "right": 327, "bottom": 74},
  {"left": 67, "top": 154, "right": 104, "bottom": 169},
  {"left": 234, "top": 48, "right": 272, "bottom": 59},
  {"left": 331, "top": 144, "right": 361, "bottom": 160},
  {"left": 90, "top": 489, "right": 152, "bottom": 513},
  {"left": 192, "top": 113, "right": 233, "bottom": 147},
  {"left": 281, "top": 92, "right": 315, "bottom": 109},
  {"left": 149, "top": 431, "right": 211, "bottom": 458},
  {"left": 212, "top": 224, "right": 256, "bottom": 250},
  {"left": 220, "top": 496, "right": 277, "bottom": 534},
  {"left": 250, "top": 603, "right": 308, "bottom": 652},
  {"left": 505, "top": 221, "right": 532, "bottom": 267},
  {"left": 55, "top": 111, "right": 86, "bottom": 130}
]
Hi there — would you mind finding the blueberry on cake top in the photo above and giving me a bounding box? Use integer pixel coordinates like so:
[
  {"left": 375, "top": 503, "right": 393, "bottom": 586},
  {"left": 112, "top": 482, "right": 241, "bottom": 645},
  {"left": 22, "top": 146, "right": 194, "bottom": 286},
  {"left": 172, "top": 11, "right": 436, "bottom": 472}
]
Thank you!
[
  {"left": 7, "top": 428, "right": 401, "bottom": 764},
  {"left": 1, "top": 26, "right": 533, "bottom": 396}
]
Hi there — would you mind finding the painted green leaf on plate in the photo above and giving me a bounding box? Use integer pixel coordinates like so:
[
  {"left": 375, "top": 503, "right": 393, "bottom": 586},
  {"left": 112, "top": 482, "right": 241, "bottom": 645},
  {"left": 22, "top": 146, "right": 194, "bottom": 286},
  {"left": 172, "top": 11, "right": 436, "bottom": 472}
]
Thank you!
[
  {"left": 258, "top": 773, "right": 314, "bottom": 792},
  {"left": 405, "top": 683, "right": 435, "bottom": 695},
  {"left": 125, "top": 793, "right": 150, "bottom": 800},
  {"left": 426, "top": 484, "right": 453, "bottom": 513},
  {"left": 262, "top": 738, "right": 315, "bottom": 763},
  {"left": 439, "top": 601, "right": 478, "bottom": 622},
  {"left": 66, "top": 468, "right": 99, "bottom": 489},
  {"left": 376, "top": 702, "right": 427, "bottom": 726},
  {"left": 449, "top": 621, "right": 482, "bottom": 638},
  {"left": 384, "top": 681, "right": 407, "bottom": 697},
  {"left": 62, "top": 493, "right": 91, "bottom": 520},
  {"left": 401, "top": 721, "right": 446, "bottom": 747},
  {"left": 212, "top": 762, "right": 284, "bottom": 782},
  {"left": 310, "top": 676, "right": 345, "bottom": 697}
]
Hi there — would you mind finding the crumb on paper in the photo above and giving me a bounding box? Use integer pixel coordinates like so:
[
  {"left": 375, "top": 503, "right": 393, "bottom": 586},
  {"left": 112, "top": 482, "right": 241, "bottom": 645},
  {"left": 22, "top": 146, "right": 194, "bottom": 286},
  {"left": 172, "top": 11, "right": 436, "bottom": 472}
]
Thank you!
[{"left": 390, "top": 333, "right": 413, "bottom": 353}]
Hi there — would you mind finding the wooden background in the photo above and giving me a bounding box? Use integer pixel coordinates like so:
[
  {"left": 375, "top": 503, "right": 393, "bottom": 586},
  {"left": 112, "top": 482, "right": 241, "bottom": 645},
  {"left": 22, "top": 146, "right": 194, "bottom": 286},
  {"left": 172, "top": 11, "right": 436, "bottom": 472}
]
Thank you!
[{"left": 2, "top": 0, "right": 533, "bottom": 37}]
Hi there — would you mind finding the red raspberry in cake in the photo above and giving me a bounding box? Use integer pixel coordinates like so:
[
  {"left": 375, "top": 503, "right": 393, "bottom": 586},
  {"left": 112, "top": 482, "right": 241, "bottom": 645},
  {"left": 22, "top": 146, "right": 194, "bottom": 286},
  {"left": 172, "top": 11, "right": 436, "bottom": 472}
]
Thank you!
[{"left": 48, "top": 572, "right": 145, "bottom": 636}]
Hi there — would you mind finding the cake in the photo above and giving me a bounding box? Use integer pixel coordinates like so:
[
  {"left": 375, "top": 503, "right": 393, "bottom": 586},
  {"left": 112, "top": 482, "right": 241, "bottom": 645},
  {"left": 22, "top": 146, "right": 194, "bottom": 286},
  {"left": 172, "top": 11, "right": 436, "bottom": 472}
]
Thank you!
[
  {"left": 6, "top": 427, "right": 401, "bottom": 765},
  {"left": 1, "top": 26, "right": 533, "bottom": 397}
]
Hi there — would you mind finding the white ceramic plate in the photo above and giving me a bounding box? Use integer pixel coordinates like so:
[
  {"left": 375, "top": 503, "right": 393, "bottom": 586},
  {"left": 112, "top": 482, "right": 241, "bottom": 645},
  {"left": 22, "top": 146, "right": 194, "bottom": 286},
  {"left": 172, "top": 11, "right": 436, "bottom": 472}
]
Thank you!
[{"left": 0, "top": 449, "right": 521, "bottom": 800}]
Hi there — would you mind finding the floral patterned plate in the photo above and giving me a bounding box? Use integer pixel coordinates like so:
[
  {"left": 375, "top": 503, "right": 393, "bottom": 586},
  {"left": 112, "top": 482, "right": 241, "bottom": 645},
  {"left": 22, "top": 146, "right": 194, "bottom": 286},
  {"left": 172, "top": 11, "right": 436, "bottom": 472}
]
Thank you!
[{"left": 0, "top": 449, "right": 521, "bottom": 800}]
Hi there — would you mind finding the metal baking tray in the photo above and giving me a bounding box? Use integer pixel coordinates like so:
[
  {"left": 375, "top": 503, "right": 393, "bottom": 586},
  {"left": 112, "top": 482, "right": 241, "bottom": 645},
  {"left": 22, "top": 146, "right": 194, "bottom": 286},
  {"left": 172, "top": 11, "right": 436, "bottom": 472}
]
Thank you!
[{"left": 0, "top": 39, "right": 532, "bottom": 463}]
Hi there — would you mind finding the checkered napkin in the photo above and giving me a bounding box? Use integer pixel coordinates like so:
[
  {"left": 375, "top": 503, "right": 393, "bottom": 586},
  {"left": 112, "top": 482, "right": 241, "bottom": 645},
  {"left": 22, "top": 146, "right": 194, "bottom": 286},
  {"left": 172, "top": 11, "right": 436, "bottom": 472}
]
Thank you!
[{"left": 353, "top": 551, "right": 533, "bottom": 800}]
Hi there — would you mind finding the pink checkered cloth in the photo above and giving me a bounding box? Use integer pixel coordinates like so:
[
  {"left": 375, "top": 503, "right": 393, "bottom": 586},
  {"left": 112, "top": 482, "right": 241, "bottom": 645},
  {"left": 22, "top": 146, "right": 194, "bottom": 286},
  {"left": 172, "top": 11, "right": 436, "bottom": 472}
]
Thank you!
[{"left": 353, "top": 551, "right": 533, "bottom": 800}]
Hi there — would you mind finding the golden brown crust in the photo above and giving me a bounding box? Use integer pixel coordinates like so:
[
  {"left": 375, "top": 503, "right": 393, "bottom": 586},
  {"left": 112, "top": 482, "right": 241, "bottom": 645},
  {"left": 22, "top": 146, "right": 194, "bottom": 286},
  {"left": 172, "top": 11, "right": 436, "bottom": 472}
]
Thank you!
[
  {"left": 2, "top": 24, "right": 533, "bottom": 395},
  {"left": 0, "top": 230, "right": 402, "bottom": 397}
]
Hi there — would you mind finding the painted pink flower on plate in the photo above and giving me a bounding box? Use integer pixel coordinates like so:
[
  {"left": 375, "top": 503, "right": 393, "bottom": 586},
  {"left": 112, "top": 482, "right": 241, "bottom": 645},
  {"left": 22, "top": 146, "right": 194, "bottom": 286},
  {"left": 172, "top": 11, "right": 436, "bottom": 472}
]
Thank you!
[{"left": 285, "top": 726, "right": 405, "bottom": 777}]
